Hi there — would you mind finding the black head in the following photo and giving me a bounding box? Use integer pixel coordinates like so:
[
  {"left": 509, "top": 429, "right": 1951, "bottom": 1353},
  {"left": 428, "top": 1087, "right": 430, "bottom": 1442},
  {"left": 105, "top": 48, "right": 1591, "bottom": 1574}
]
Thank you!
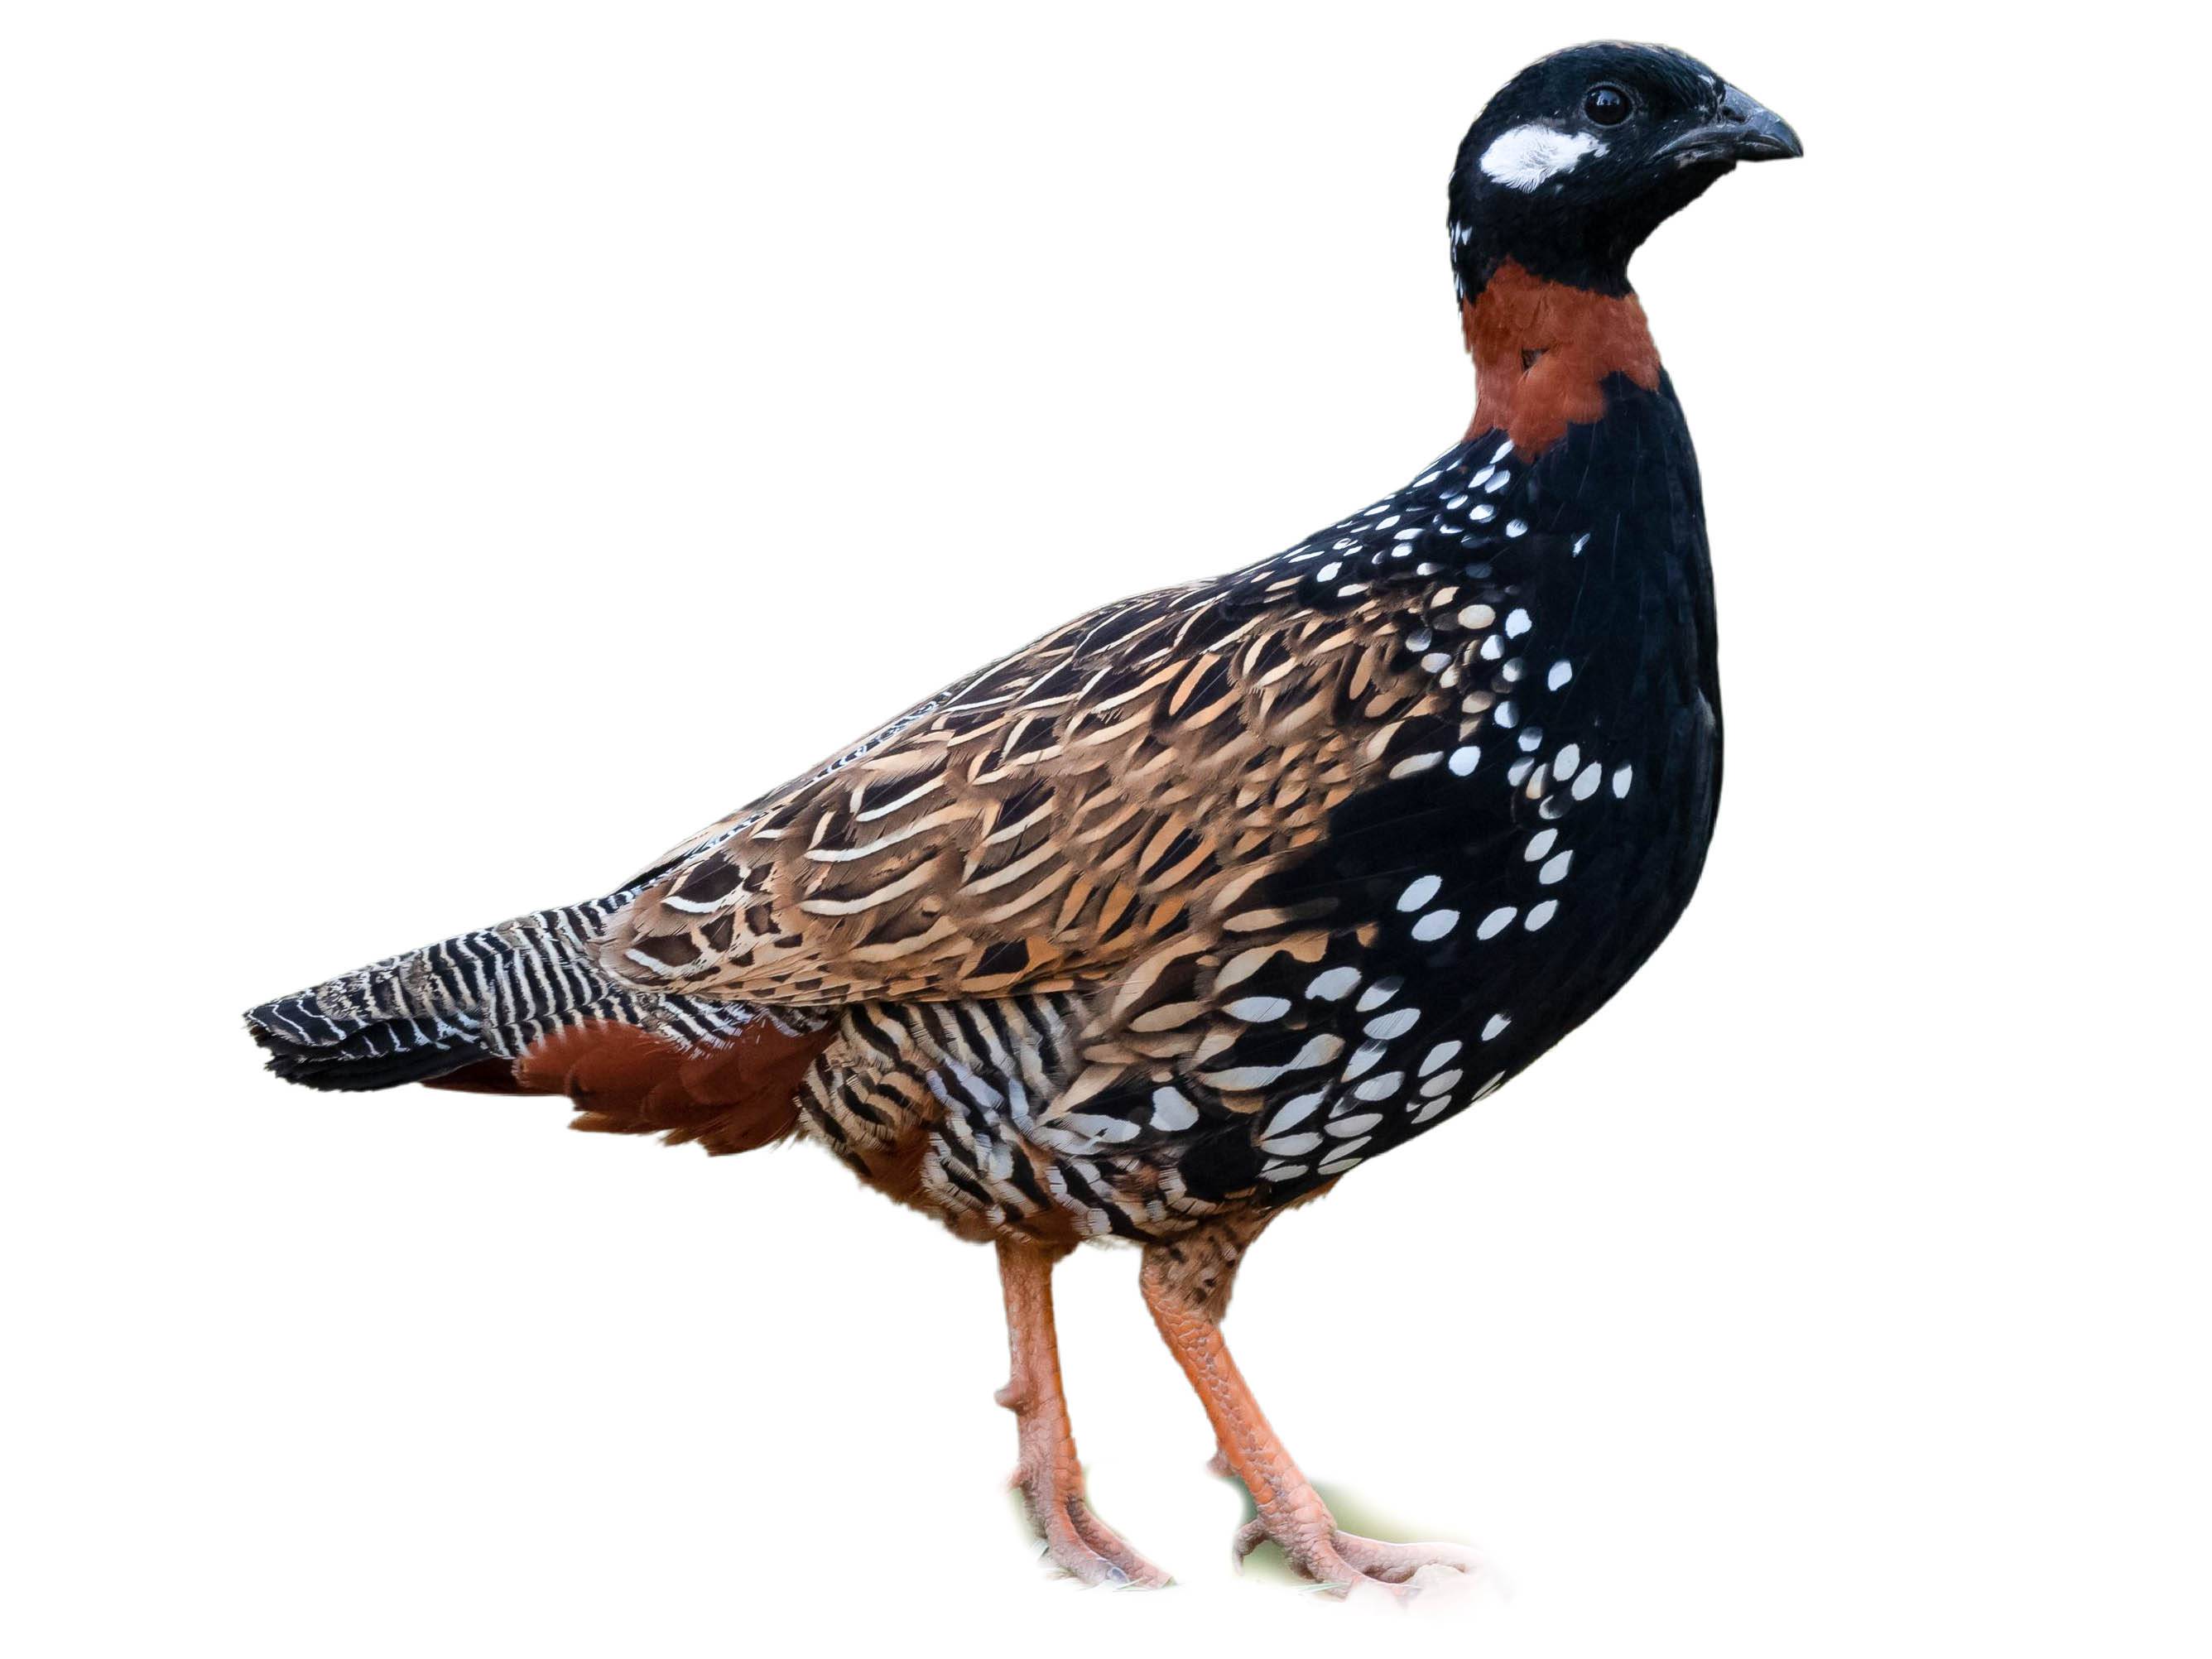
[{"left": 1448, "top": 43, "right": 1801, "bottom": 300}]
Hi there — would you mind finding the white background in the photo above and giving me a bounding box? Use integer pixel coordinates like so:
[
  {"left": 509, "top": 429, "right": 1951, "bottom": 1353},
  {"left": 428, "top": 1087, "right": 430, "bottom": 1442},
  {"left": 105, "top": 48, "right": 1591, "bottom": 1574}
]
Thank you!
[{"left": 4, "top": 2, "right": 2205, "bottom": 1654}]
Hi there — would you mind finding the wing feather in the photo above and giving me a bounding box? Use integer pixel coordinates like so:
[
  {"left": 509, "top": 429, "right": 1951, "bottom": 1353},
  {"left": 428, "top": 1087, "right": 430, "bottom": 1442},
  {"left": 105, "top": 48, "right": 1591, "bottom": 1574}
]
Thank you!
[{"left": 603, "top": 580, "right": 1474, "bottom": 1014}]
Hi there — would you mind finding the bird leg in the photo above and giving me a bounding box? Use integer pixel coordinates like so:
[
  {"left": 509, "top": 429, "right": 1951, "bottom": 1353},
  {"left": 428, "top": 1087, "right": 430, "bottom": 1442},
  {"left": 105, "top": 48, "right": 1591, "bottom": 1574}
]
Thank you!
[
  {"left": 1140, "top": 1241, "right": 1479, "bottom": 1596},
  {"left": 994, "top": 1238, "right": 1171, "bottom": 1587}
]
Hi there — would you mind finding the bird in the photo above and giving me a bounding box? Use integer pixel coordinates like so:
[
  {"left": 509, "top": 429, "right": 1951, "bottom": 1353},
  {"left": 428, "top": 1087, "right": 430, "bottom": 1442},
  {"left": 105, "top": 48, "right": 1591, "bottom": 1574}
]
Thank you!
[{"left": 245, "top": 41, "right": 1800, "bottom": 1595}]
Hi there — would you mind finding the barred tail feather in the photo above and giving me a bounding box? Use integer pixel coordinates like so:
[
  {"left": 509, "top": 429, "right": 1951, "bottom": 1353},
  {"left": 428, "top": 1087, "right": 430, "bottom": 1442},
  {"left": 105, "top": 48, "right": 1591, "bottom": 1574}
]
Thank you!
[{"left": 243, "top": 882, "right": 768, "bottom": 1094}]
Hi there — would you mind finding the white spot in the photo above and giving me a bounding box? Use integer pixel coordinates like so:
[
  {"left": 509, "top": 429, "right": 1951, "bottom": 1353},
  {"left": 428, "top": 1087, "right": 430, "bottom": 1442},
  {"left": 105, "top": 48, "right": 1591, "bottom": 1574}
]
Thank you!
[
  {"left": 1149, "top": 1086, "right": 1198, "bottom": 1131},
  {"left": 1317, "top": 1153, "right": 1366, "bottom": 1176},
  {"left": 1572, "top": 533, "right": 1590, "bottom": 555},
  {"left": 1398, "top": 875, "right": 1441, "bottom": 911},
  {"left": 1419, "top": 1041, "right": 1462, "bottom": 1076},
  {"left": 1526, "top": 828, "right": 1558, "bottom": 861},
  {"left": 1477, "top": 906, "right": 1517, "bottom": 940},
  {"left": 1306, "top": 966, "right": 1360, "bottom": 1002},
  {"left": 1364, "top": 1008, "right": 1420, "bottom": 1041},
  {"left": 1572, "top": 762, "right": 1603, "bottom": 800},
  {"left": 1473, "top": 1070, "right": 1508, "bottom": 1099},
  {"left": 1343, "top": 1041, "right": 1388, "bottom": 1080},
  {"left": 1225, "top": 995, "right": 1291, "bottom": 1023},
  {"left": 1391, "top": 752, "right": 1443, "bottom": 779},
  {"left": 1286, "top": 1034, "right": 1345, "bottom": 1070},
  {"left": 1481, "top": 1014, "right": 1512, "bottom": 1041},
  {"left": 1526, "top": 899, "right": 1558, "bottom": 930},
  {"left": 1449, "top": 745, "right": 1482, "bottom": 776},
  {"left": 1354, "top": 1072, "right": 1404, "bottom": 1102},
  {"left": 1507, "top": 757, "right": 1535, "bottom": 785},
  {"left": 1316, "top": 561, "right": 1341, "bottom": 581},
  {"left": 1260, "top": 1131, "right": 1323, "bottom": 1157},
  {"left": 1411, "top": 908, "right": 1460, "bottom": 941},
  {"left": 1501, "top": 657, "right": 1525, "bottom": 683},
  {"left": 1420, "top": 1068, "right": 1463, "bottom": 1098},
  {"left": 1469, "top": 503, "right": 1496, "bottom": 522},
  {"left": 1459, "top": 603, "right": 1496, "bottom": 629},
  {"left": 1484, "top": 470, "right": 1511, "bottom": 494},
  {"left": 1505, "top": 519, "right": 1528, "bottom": 538},
  {"left": 1491, "top": 439, "right": 1513, "bottom": 462},
  {"left": 1496, "top": 700, "right": 1520, "bottom": 728},
  {"left": 1611, "top": 765, "right": 1634, "bottom": 798},
  {"left": 1547, "top": 660, "right": 1573, "bottom": 690},
  {"left": 1267, "top": 1091, "right": 1327, "bottom": 1135},
  {"left": 1539, "top": 850, "right": 1575, "bottom": 884},
  {"left": 1260, "top": 1160, "right": 1309, "bottom": 1181},
  {"left": 1481, "top": 635, "right": 1506, "bottom": 661},
  {"left": 1329, "top": 1111, "right": 1384, "bottom": 1137},
  {"left": 1479, "top": 121, "right": 1604, "bottom": 191},
  {"left": 1200, "top": 1063, "right": 1285, "bottom": 1091},
  {"left": 1356, "top": 976, "right": 1403, "bottom": 1012},
  {"left": 1421, "top": 652, "right": 1452, "bottom": 674},
  {"left": 1412, "top": 1096, "right": 1454, "bottom": 1125},
  {"left": 1470, "top": 465, "right": 1494, "bottom": 487},
  {"left": 1553, "top": 744, "right": 1580, "bottom": 778}
]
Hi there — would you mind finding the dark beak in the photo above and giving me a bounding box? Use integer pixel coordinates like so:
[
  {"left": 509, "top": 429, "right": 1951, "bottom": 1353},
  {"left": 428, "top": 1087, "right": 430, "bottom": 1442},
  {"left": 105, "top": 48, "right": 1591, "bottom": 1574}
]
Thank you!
[{"left": 1657, "top": 84, "right": 1804, "bottom": 166}]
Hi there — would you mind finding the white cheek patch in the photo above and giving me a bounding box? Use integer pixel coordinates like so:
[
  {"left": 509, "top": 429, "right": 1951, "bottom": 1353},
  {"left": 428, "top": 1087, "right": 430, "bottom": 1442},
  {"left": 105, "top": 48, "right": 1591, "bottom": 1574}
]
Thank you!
[{"left": 1479, "top": 124, "right": 1604, "bottom": 191}]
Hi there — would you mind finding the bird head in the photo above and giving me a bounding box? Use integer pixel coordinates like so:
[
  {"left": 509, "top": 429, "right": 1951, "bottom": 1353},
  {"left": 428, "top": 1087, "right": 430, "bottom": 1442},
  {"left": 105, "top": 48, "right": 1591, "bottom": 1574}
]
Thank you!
[{"left": 1448, "top": 43, "right": 1801, "bottom": 301}]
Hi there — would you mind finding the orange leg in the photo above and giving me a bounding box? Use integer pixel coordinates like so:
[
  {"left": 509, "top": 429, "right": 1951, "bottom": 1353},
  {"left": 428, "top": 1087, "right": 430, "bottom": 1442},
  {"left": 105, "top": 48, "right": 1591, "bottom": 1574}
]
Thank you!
[
  {"left": 1140, "top": 1244, "right": 1479, "bottom": 1595},
  {"left": 996, "top": 1239, "right": 1171, "bottom": 1587}
]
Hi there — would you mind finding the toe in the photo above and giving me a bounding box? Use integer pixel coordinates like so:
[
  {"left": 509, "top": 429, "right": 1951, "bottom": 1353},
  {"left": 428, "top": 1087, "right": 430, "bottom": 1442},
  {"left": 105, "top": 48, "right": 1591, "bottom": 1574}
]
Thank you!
[
  {"left": 1236, "top": 1523, "right": 1479, "bottom": 1596},
  {"left": 1334, "top": 1532, "right": 1481, "bottom": 1578},
  {"left": 1329, "top": 1532, "right": 1483, "bottom": 1593},
  {"left": 1041, "top": 1526, "right": 1172, "bottom": 1588},
  {"left": 1034, "top": 1497, "right": 1172, "bottom": 1588}
]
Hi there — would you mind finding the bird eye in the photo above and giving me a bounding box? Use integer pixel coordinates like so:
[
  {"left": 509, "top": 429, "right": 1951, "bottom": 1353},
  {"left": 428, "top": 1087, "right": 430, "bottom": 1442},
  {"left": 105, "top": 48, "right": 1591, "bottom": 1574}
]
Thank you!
[{"left": 1584, "top": 84, "right": 1631, "bottom": 127}]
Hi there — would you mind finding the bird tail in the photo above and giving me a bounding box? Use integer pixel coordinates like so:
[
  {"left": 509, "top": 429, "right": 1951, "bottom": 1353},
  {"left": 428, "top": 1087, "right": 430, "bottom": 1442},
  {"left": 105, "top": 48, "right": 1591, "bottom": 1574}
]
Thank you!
[{"left": 243, "top": 883, "right": 762, "bottom": 1094}]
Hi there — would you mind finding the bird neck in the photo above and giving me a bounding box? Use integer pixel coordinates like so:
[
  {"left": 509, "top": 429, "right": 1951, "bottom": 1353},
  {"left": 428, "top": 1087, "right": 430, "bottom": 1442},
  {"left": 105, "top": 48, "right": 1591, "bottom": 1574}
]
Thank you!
[{"left": 1461, "top": 259, "right": 1662, "bottom": 458}]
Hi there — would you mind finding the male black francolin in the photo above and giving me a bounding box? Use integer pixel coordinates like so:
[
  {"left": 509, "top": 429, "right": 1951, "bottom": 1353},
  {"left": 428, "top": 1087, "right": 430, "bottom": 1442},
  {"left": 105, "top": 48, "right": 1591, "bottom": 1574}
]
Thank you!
[{"left": 248, "top": 41, "right": 1800, "bottom": 1594}]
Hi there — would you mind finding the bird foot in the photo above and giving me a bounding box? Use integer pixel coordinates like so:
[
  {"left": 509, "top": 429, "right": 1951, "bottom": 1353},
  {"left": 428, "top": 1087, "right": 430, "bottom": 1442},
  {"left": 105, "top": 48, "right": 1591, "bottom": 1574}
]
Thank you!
[
  {"left": 1015, "top": 1468, "right": 1172, "bottom": 1588},
  {"left": 1232, "top": 1515, "right": 1481, "bottom": 1598}
]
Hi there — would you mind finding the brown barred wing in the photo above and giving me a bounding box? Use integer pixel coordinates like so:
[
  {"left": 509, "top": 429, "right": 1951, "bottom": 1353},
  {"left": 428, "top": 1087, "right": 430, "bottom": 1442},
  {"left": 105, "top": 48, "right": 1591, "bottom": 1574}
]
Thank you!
[{"left": 601, "top": 575, "right": 1477, "bottom": 1027}]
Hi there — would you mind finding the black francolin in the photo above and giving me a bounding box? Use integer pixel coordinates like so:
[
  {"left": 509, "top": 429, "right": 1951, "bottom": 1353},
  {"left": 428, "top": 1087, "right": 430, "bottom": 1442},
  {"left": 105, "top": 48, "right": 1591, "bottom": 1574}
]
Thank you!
[{"left": 247, "top": 41, "right": 1800, "bottom": 1594}]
